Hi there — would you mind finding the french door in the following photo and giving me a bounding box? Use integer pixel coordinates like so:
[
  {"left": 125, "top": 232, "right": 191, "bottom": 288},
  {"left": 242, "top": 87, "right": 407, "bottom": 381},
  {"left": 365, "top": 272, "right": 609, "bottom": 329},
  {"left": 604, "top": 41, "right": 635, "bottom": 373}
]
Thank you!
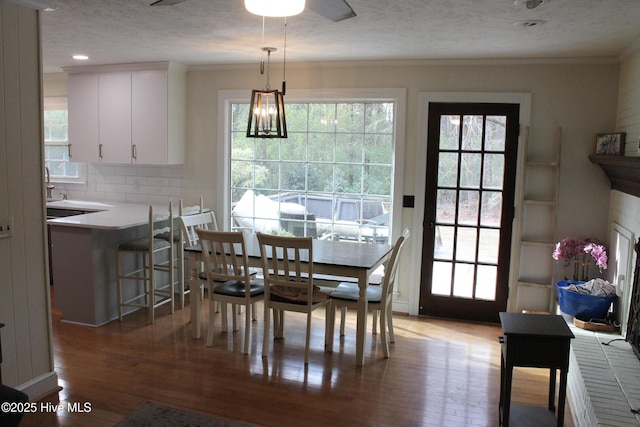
[{"left": 419, "top": 102, "right": 519, "bottom": 323}]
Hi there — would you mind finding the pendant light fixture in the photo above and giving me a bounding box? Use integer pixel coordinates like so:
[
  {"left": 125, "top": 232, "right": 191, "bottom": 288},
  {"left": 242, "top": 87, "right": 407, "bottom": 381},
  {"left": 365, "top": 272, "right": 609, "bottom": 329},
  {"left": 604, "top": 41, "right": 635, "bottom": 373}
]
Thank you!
[
  {"left": 247, "top": 17, "right": 290, "bottom": 139},
  {"left": 247, "top": 47, "right": 287, "bottom": 138},
  {"left": 244, "top": 0, "right": 305, "bottom": 17}
]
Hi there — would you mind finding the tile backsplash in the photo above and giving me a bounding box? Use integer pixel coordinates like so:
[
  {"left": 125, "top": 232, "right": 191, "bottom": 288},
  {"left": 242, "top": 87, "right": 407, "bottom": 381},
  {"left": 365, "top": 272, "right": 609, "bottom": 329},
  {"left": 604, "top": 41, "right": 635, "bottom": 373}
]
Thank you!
[{"left": 52, "top": 163, "right": 184, "bottom": 205}]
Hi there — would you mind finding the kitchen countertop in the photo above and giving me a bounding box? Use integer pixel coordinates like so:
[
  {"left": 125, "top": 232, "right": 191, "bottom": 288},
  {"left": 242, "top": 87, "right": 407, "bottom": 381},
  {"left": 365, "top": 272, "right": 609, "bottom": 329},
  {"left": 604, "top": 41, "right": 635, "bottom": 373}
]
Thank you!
[{"left": 47, "top": 200, "right": 167, "bottom": 230}]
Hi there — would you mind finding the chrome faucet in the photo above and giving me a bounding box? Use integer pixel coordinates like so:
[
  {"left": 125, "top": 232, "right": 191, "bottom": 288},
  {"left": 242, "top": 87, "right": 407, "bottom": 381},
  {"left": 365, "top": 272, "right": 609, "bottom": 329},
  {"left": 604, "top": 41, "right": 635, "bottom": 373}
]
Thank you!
[{"left": 45, "top": 166, "right": 55, "bottom": 199}]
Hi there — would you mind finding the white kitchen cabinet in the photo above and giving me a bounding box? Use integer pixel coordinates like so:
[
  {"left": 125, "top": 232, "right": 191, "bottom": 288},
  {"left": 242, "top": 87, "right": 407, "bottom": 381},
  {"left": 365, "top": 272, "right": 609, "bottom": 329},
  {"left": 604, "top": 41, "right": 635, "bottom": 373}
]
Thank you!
[
  {"left": 99, "top": 72, "right": 133, "bottom": 163},
  {"left": 65, "top": 62, "right": 186, "bottom": 164},
  {"left": 67, "top": 73, "right": 99, "bottom": 162}
]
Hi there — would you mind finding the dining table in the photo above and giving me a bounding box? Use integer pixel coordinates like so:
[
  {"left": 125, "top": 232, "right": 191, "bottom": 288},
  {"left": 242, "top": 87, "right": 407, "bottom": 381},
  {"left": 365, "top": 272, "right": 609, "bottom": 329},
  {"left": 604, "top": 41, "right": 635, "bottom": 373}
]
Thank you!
[{"left": 184, "top": 234, "right": 393, "bottom": 366}]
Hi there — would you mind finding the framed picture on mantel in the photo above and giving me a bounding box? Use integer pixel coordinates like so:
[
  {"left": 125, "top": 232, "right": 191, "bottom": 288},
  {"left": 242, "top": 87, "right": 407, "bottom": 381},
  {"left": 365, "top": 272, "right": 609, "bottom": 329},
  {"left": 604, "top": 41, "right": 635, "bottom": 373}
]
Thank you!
[{"left": 595, "top": 132, "right": 626, "bottom": 155}]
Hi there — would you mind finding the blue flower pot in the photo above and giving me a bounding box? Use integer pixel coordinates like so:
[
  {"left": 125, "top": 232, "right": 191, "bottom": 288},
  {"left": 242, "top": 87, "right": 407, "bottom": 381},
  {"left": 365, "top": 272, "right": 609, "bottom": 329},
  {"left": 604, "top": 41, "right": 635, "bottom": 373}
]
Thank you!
[{"left": 556, "top": 281, "right": 615, "bottom": 321}]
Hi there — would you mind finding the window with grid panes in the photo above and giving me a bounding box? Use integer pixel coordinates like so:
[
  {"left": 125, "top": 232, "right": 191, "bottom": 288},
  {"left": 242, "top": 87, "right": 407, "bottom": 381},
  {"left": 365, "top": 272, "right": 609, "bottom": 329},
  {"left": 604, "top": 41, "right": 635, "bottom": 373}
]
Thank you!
[
  {"left": 43, "top": 98, "right": 84, "bottom": 181},
  {"left": 230, "top": 100, "right": 395, "bottom": 244}
]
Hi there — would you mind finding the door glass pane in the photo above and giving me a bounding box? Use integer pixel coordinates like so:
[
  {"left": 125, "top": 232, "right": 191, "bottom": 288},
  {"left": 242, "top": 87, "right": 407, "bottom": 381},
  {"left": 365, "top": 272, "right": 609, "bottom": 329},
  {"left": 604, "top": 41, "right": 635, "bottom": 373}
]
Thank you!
[
  {"left": 460, "top": 153, "right": 481, "bottom": 188},
  {"left": 432, "top": 261, "right": 453, "bottom": 296},
  {"left": 456, "top": 228, "right": 477, "bottom": 262},
  {"left": 476, "top": 265, "right": 497, "bottom": 300},
  {"left": 462, "top": 115, "right": 482, "bottom": 150},
  {"left": 436, "top": 189, "right": 457, "bottom": 224},
  {"left": 480, "top": 192, "right": 502, "bottom": 227},
  {"left": 483, "top": 154, "right": 504, "bottom": 189},
  {"left": 434, "top": 225, "right": 454, "bottom": 260},
  {"left": 453, "top": 263, "right": 474, "bottom": 298},
  {"left": 478, "top": 228, "right": 500, "bottom": 264},
  {"left": 439, "top": 115, "right": 460, "bottom": 150},
  {"left": 438, "top": 153, "right": 458, "bottom": 187},
  {"left": 457, "top": 190, "right": 479, "bottom": 226},
  {"left": 485, "top": 116, "right": 506, "bottom": 151}
]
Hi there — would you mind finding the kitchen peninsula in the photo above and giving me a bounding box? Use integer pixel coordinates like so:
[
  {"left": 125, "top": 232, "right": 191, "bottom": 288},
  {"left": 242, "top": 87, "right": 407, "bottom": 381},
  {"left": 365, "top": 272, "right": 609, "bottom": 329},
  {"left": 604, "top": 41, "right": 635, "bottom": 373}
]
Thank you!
[{"left": 47, "top": 200, "right": 172, "bottom": 326}]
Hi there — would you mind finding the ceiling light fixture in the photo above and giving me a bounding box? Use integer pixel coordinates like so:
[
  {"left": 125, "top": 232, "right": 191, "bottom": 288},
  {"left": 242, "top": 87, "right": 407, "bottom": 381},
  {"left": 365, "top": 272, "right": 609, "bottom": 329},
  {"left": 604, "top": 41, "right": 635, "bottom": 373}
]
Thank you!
[
  {"left": 514, "top": 0, "right": 544, "bottom": 9},
  {"left": 247, "top": 47, "right": 287, "bottom": 139},
  {"left": 245, "top": 0, "right": 305, "bottom": 17},
  {"left": 512, "top": 19, "right": 547, "bottom": 28},
  {"left": 72, "top": 55, "right": 89, "bottom": 61}
]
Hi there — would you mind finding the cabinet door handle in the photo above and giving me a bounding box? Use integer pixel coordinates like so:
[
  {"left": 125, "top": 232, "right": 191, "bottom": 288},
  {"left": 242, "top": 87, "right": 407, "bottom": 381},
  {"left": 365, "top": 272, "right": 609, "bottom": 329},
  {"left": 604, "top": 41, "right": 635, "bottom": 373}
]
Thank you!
[
  {"left": 99, "top": 143, "right": 103, "bottom": 159},
  {"left": 132, "top": 144, "right": 137, "bottom": 160},
  {"left": 68, "top": 144, "right": 72, "bottom": 159}
]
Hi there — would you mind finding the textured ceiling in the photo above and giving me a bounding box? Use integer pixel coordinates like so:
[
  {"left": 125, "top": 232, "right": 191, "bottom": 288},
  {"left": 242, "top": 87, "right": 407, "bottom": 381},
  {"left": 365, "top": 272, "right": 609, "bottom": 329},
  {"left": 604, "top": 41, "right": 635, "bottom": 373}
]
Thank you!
[{"left": 37, "top": 0, "right": 640, "bottom": 74}]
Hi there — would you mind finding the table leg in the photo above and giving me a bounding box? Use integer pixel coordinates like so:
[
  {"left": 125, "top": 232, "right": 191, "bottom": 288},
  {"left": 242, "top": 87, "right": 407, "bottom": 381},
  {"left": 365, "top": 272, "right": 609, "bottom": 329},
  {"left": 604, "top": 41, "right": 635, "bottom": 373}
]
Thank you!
[
  {"left": 188, "top": 254, "right": 201, "bottom": 339},
  {"left": 502, "top": 363, "right": 512, "bottom": 427},
  {"left": 356, "top": 274, "right": 368, "bottom": 366},
  {"left": 325, "top": 300, "right": 335, "bottom": 352},
  {"left": 548, "top": 368, "right": 557, "bottom": 411},
  {"left": 557, "top": 369, "right": 568, "bottom": 427}
]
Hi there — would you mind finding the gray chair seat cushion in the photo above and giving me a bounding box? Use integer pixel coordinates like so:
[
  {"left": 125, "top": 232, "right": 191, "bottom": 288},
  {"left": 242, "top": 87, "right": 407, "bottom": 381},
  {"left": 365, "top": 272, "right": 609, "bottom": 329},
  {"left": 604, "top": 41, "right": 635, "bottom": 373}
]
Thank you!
[
  {"left": 118, "top": 237, "right": 170, "bottom": 252},
  {"left": 330, "top": 282, "right": 382, "bottom": 303},
  {"left": 213, "top": 280, "right": 264, "bottom": 297}
]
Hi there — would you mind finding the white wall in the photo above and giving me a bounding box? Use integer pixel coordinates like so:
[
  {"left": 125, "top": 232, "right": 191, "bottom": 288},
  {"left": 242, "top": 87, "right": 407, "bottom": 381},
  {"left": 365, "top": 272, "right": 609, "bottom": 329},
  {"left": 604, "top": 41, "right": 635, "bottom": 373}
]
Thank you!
[
  {"left": 185, "top": 60, "right": 620, "bottom": 313},
  {"left": 0, "top": 4, "right": 58, "bottom": 398}
]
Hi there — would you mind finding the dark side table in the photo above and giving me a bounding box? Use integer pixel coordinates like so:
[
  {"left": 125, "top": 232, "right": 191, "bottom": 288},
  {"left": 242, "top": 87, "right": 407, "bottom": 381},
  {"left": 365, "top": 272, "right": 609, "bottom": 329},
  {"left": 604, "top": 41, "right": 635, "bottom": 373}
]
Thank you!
[
  {"left": 0, "top": 323, "right": 4, "bottom": 383},
  {"left": 499, "top": 312, "right": 574, "bottom": 427}
]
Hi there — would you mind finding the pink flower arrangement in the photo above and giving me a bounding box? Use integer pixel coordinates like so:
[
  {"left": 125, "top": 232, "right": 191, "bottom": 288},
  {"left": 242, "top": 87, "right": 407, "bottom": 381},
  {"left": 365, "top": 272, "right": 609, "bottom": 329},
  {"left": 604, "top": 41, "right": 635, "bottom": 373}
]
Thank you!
[{"left": 552, "top": 237, "right": 608, "bottom": 281}]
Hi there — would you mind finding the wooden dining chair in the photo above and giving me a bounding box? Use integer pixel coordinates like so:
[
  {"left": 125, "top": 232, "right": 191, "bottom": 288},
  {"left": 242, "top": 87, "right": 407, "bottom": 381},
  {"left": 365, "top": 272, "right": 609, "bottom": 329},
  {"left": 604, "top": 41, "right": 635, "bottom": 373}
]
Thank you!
[
  {"left": 116, "top": 203, "right": 175, "bottom": 324},
  {"left": 196, "top": 229, "right": 265, "bottom": 354},
  {"left": 256, "top": 233, "right": 330, "bottom": 365},
  {"left": 326, "top": 228, "right": 410, "bottom": 358}
]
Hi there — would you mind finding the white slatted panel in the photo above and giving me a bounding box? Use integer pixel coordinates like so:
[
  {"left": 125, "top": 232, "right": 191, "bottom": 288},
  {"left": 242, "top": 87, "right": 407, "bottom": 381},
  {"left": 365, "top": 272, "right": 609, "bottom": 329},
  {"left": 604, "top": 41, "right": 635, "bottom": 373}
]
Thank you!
[
  {"left": 568, "top": 324, "right": 640, "bottom": 426},
  {"left": 0, "top": 2, "right": 58, "bottom": 398}
]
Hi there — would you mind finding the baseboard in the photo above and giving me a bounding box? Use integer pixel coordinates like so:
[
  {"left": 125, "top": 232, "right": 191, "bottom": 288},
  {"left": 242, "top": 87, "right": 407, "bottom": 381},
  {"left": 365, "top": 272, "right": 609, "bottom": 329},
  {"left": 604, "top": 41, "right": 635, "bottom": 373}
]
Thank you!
[
  {"left": 392, "top": 299, "right": 409, "bottom": 314},
  {"left": 16, "top": 370, "right": 60, "bottom": 401}
]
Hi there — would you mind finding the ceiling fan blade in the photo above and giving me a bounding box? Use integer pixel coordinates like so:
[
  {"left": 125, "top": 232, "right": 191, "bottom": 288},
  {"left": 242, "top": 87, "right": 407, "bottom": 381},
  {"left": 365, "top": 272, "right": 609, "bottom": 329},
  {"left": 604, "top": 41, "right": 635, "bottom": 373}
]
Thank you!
[
  {"left": 150, "top": 0, "right": 188, "bottom": 5},
  {"left": 5, "top": 0, "right": 56, "bottom": 10},
  {"left": 307, "top": 0, "right": 356, "bottom": 22}
]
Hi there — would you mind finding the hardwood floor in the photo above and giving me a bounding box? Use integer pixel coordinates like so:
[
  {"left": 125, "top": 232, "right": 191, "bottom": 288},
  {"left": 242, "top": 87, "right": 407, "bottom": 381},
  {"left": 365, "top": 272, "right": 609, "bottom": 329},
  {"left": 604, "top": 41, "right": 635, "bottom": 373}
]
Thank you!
[{"left": 21, "top": 291, "right": 574, "bottom": 426}]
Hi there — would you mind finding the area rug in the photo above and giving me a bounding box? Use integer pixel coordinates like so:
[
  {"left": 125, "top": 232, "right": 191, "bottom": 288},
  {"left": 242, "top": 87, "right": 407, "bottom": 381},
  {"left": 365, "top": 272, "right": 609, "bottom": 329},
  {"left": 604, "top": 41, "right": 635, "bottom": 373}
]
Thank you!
[{"left": 114, "top": 401, "right": 257, "bottom": 427}]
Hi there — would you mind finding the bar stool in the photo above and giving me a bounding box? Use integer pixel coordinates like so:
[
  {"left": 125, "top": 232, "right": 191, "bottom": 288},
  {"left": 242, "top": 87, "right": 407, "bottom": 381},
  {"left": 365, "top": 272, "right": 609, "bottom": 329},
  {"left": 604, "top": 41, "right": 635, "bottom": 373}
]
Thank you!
[
  {"left": 116, "top": 203, "right": 175, "bottom": 323},
  {"left": 159, "top": 197, "right": 203, "bottom": 309}
]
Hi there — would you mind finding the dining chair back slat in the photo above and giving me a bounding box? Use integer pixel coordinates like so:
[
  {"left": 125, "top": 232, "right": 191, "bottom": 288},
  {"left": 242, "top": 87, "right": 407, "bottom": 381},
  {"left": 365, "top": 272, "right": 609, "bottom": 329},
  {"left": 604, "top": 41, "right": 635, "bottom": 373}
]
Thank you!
[{"left": 180, "top": 211, "right": 218, "bottom": 246}]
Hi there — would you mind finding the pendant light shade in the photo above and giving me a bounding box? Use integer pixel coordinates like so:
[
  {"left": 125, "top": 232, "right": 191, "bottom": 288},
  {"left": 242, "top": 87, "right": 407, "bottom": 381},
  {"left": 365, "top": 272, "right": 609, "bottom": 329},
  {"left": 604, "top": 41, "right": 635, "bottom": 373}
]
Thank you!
[
  {"left": 245, "top": 0, "right": 305, "bottom": 17},
  {"left": 247, "top": 89, "right": 287, "bottom": 138}
]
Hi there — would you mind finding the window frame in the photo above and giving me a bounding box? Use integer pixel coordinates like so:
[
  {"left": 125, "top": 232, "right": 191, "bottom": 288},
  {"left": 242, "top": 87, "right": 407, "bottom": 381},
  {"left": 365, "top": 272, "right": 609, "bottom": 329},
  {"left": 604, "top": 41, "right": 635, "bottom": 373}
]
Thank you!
[
  {"left": 43, "top": 96, "right": 86, "bottom": 183},
  {"left": 217, "top": 88, "right": 407, "bottom": 243}
]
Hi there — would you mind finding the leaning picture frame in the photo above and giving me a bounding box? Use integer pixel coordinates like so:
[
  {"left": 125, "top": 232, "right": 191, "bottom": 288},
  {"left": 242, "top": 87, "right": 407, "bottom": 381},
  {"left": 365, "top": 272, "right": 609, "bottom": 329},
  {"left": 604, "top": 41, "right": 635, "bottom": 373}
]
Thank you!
[{"left": 595, "top": 132, "right": 626, "bottom": 155}]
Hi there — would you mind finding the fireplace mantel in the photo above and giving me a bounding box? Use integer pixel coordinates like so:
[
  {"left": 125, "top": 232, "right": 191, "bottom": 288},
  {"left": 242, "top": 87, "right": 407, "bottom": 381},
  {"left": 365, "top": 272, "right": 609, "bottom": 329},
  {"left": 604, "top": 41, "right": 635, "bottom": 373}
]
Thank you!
[{"left": 589, "top": 155, "right": 640, "bottom": 198}]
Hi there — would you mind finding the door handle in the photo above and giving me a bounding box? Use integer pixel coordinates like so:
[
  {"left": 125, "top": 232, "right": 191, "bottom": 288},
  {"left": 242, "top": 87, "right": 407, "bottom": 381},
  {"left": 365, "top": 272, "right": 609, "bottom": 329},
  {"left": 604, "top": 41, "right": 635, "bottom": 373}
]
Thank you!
[{"left": 99, "top": 143, "right": 103, "bottom": 159}]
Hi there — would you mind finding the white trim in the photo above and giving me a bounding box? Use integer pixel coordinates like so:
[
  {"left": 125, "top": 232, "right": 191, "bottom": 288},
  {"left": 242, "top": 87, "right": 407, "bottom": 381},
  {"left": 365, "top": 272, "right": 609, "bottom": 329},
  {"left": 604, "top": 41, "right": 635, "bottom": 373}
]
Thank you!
[
  {"left": 15, "top": 371, "right": 59, "bottom": 401},
  {"left": 43, "top": 96, "right": 67, "bottom": 109},
  {"left": 218, "top": 88, "right": 407, "bottom": 242},
  {"left": 188, "top": 56, "right": 619, "bottom": 72},
  {"left": 411, "top": 92, "right": 532, "bottom": 316},
  {"left": 611, "top": 222, "right": 635, "bottom": 336}
]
